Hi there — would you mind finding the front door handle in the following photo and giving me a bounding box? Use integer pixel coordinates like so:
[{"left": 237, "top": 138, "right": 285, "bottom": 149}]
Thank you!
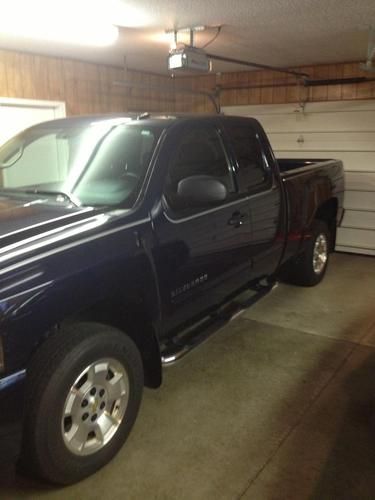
[{"left": 228, "top": 211, "right": 249, "bottom": 228}]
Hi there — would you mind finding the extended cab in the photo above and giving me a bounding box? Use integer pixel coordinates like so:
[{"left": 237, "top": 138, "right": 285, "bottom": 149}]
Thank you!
[{"left": 0, "top": 114, "right": 344, "bottom": 483}]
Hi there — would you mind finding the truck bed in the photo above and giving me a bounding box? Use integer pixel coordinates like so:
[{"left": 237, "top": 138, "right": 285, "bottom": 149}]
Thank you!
[
  {"left": 277, "top": 158, "right": 334, "bottom": 175},
  {"left": 276, "top": 156, "right": 345, "bottom": 264}
]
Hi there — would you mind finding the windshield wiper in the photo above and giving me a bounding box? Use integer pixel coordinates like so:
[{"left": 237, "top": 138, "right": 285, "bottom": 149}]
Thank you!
[{"left": 22, "top": 189, "right": 80, "bottom": 207}]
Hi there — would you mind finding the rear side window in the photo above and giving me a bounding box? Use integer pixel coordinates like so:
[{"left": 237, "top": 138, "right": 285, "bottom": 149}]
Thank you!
[{"left": 225, "top": 124, "right": 269, "bottom": 193}]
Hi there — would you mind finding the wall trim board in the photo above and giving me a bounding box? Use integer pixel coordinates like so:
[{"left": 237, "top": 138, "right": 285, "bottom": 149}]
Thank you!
[{"left": 0, "top": 96, "right": 66, "bottom": 117}]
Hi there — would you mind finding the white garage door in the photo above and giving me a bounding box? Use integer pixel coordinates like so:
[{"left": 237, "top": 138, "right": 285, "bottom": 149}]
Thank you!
[
  {"left": 223, "top": 100, "right": 375, "bottom": 256},
  {"left": 0, "top": 97, "right": 66, "bottom": 187}
]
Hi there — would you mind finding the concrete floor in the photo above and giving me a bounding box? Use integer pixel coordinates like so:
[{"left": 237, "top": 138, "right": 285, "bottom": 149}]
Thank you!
[{"left": 1, "top": 252, "right": 375, "bottom": 500}]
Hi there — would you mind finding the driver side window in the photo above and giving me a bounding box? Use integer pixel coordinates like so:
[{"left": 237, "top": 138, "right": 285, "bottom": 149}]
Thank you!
[{"left": 164, "top": 125, "right": 234, "bottom": 216}]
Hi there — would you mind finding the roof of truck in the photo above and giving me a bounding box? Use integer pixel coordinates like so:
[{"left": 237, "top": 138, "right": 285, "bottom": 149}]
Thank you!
[{"left": 29, "top": 112, "right": 259, "bottom": 130}]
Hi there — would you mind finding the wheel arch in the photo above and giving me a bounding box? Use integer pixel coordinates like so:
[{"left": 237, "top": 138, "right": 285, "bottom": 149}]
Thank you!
[
  {"left": 313, "top": 197, "right": 338, "bottom": 251},
  {"left": 71, "top": 299, "right": 162, "bottom": 389}
]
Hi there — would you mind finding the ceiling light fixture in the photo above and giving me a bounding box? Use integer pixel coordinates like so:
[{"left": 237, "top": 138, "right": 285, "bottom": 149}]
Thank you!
[
  {"left": 106, "top": 0, "right": 152, "bottom": 28},
  {"left": 0, "top": 0, "right": 119, "bottom": 46}
]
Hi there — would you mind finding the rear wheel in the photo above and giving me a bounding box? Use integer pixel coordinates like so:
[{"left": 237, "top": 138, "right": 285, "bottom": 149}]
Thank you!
[
  {"left": 20, "top": 322, "right": 143, "bottom": 484},
  {"left": 286, "top": 220, "right": 330, "bottom": 286}
]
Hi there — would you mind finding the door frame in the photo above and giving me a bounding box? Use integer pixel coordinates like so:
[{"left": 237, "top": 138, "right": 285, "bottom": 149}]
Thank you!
[{"left": 0, "top": 96, "right": 66, "bottom": 118}]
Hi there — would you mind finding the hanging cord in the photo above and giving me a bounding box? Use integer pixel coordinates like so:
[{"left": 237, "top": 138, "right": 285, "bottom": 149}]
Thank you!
[{"left": 201, "top": 26, "right": 222, "bottom": 49}]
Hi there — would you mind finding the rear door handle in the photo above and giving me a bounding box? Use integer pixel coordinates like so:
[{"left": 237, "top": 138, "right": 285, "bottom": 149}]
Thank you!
[{"left": 228, "top": 211, "right": 249, "bottom": 228}]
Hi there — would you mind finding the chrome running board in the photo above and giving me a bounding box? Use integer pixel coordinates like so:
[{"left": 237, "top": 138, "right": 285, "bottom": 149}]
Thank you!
[{"left": 161, "top": 281, "right": 277, "bottom": 366}]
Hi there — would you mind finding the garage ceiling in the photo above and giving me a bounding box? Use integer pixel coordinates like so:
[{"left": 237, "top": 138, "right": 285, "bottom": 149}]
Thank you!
[{"left": 0, "top": 0, "right": 375, "bottom": 73}]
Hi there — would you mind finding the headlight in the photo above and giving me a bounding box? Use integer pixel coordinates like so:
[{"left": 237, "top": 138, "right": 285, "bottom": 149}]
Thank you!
[{"left": 0, "top": 337, "right": 4, "bottom": 373}]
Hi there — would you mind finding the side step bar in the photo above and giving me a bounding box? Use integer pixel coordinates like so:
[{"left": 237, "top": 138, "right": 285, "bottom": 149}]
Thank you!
[{"left": 161, "top": 281, "right": 278, "bottom": 366}]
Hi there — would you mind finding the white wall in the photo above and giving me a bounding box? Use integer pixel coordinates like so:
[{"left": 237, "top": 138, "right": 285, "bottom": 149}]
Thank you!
[{"left": 0, "top": 97, "right": 66, "bottom": 187}]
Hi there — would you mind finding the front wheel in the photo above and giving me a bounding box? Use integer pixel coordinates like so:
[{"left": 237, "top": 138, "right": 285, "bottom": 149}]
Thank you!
[
  {"left": 20, "top": 322, "right": 144, "bottom": 484},
  {"left": 286, "top": 220, "right": 330, "bottom": 286}
]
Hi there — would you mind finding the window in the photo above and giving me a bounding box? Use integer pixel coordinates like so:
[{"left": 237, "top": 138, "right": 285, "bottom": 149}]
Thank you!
[
  {"left": 226, "top": 125, "right": 269, "bottom": 193},
  {"left": 164, "top": 125, "right": 234, "bottom": 214},
  {"left": 0, "top": 120, "right": 163, "bottom": 207}
]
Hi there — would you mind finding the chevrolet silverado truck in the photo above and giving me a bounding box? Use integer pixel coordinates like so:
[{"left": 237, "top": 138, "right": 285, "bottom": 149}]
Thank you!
[{"left": 0, "top": 114, "right": 344, "bottom": 484}]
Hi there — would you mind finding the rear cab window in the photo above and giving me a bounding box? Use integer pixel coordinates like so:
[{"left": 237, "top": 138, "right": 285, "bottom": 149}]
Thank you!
[{"left": 223, "top": 119, "right": 272, "bottom": 195}]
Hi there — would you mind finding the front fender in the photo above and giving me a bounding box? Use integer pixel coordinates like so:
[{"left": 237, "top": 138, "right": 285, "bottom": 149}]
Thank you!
[{"left": 0, "top": 222, "right": 161, "bottom": 376}]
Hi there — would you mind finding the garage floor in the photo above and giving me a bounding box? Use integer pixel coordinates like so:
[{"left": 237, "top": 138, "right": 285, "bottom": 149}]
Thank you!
[{"left": 1, "top": 253, "right": 375, "bottom": 500}]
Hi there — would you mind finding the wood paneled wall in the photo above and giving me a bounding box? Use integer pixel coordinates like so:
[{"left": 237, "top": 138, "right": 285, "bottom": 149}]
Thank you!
[
  {"left": 0, "top": 48, "right": 374, "bottom": 116},
  {"left": 0, "top": 48, "right": 194, "bottom": 115},
  {"left": 184, "top": 62, "right": 375, "bottom": 113}
]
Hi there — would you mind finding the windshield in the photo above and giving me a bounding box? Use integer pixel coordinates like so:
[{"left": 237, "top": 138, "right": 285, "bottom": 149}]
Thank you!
[{"left": 0, "top": 118, "right": 163, "bottom": 207}]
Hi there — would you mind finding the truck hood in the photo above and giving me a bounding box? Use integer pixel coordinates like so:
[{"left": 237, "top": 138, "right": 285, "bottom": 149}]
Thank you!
[{"left": 0, "top": 192, "right": 96, "bottom": 248}]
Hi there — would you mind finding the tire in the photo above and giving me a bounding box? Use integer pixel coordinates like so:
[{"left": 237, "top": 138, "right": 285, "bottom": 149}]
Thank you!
[
  {"left": 20, "top": 322, "right": 144, "bottom": 485},
  {"left": 286, "top": 220, "right": 330, "bottom": 286}
]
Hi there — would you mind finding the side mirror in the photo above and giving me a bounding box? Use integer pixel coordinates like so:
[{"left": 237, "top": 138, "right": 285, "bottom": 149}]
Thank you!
[{"left": 177, "top": 175, "right": 228, "bottom": 207}]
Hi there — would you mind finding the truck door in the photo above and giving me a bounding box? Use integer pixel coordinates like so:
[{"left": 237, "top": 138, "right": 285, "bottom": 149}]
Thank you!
[
  {"left": 223, "top": 119, "right": 284, "bottom": 279},
  {"left": 152, "top": 122, "right": 254, "bottom": 332}
]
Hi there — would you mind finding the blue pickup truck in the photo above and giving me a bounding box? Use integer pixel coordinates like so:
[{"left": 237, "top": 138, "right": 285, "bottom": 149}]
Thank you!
[{"left": 0, "top": 114, "right": 344, "bottom": 484}]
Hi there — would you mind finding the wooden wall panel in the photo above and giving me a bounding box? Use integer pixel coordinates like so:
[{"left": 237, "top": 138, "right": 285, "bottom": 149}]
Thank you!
[
  {"left": 326, "top": 64, "right": 343, "bottom": 100},
  {"left": 186, "top": 61, "right": 375, "bottom": 112},
  {"left": 248, "top": 70, "right": 262, "bottom": 104},
  {"left": 1, "top": 48, "right": 375, "bottom": 117},
  {"left": 310, "top": 65, "right": 328, "bottom": 101},
  {"left": 217, "top": 72, "right": 235, "bottom": 107},
  {"left": 0, "top": 48, "right": 178, "bottom": 115},
  {"left": 342, "top": 63, "right": 357, "bottom": 99},
  {"left": 235, "top": 71, "right": 249, "bottom": 105}
]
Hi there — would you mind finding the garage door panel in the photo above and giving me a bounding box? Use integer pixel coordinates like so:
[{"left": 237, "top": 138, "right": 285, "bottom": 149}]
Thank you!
[
  {"left": 275, "top": 151, "right": 375, "bottom": 173},
  {"left": 342, "top": 210, "right": 375, "bottom": 230},
  {"left": 225, "top": 101, "right": 375, "bottom": 116},
  {"left": 253, "top": 112, "right": 375, "bottom": 133},
  {"left": 345, "top": 172, "right": 375, "bottom": 192},
  {"left": 335, "top": 245, "right": 375, "bottom": 256},
  {"left": 343, "top": 191, "right": 375, "bottom": 211},
  {"left": 337, "top": 227, "right": 375, "bottom": 250},
  {"left": 268, "top": 132, "right": 375, "bottom": 152}
]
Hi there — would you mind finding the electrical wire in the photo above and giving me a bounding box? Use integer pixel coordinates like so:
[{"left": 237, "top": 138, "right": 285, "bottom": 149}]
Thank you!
[{"left": 201, "top": 26, "right": 222, "bottom": 49}]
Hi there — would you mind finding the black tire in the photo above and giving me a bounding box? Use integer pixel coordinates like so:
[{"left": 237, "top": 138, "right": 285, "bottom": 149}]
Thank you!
[
  {"left": 20, "top": 322, "right": 144, "bottom": 485},
  {"left": 285, "top": 220, "right": 330, "bottom": 286}
]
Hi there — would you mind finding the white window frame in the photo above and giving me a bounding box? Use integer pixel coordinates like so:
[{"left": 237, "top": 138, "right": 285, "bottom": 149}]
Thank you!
[{"left": 0, "top": 96, "right": 66, "bottom": 118}]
